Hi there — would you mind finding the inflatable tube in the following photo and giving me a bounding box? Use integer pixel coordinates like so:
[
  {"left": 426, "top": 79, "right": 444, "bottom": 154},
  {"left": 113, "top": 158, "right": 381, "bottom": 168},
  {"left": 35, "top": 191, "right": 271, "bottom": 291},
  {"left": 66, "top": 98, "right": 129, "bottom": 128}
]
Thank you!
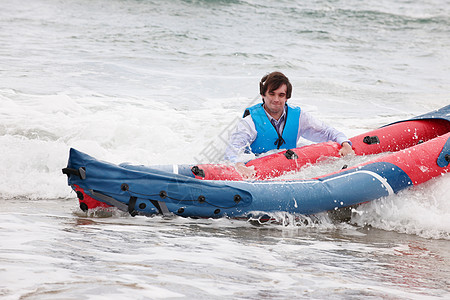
[{"left": 64, "top": 132, "right": 450, "bottom": 218}]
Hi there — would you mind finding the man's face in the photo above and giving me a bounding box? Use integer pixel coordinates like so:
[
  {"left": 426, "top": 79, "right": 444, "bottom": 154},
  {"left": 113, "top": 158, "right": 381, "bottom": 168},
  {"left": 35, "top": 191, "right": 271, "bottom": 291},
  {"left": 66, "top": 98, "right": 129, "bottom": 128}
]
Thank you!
[{"left": 262, "top": 84, "right": 287, "bottom": 119}]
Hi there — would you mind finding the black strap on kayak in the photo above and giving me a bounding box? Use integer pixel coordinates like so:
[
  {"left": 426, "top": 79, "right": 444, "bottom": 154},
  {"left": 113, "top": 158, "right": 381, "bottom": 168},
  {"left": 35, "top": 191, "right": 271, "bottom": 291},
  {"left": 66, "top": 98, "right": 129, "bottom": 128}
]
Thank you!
[
  {"left": 191, "top": 166, "right": 205, "bottom": 177},
  {"left": 284, "top": 149, "right": 298, "bottom": 160},
  {"left": 123, "top": 187, "right": 171, "bottom": 216},
  {"left": 128, "top": 196, "right": 138, "bottom": 217},
  {"left": 89, "top": 190, "right": 129, "bottom": 212},
  {"left": 62, "top": 167, "right": 86, "bottom": 179},
  {"left": 149, "top": 200, "right": 171, "bottom": 216},
  {"left": 88, "top": 190, "right": 174, "bottom": 217},
  {"left": 363, "top": 136, "right": 380, "bottom": 145}
]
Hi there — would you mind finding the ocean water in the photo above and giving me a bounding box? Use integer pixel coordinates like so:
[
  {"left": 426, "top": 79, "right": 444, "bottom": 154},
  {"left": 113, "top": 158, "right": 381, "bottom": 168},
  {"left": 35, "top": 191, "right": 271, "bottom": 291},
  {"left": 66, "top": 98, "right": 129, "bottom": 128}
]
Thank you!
[{"left": 1, "top": 0, "right": 449, "bottom": 299}]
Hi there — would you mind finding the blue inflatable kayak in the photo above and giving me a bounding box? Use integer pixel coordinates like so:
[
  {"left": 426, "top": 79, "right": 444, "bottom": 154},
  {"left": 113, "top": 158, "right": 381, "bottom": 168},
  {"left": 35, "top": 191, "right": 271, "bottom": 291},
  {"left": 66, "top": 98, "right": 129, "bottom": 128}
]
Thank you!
[{"left": 63, "top": 105, "right": 450, "bottom": 219}]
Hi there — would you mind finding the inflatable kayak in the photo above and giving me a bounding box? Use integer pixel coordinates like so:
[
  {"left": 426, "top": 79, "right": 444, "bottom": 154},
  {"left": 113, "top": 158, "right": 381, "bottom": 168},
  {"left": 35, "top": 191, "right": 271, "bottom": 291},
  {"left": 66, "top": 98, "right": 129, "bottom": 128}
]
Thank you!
[{"left": 63, "top": 105, "right": 450, "bottom": 218}]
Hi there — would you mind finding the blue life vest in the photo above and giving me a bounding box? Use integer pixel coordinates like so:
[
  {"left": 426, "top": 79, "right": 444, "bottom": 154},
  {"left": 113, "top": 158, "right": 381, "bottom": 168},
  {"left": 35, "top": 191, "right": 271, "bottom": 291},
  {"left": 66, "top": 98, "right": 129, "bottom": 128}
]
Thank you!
[{"left": 243, "top": 104, "right": 301, "bottom": 154}]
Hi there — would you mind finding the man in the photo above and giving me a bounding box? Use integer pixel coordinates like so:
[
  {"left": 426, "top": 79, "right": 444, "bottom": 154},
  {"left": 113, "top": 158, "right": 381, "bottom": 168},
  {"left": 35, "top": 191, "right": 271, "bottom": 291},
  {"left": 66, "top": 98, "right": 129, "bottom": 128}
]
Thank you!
[{"left": 225, "top": 71, "right": 354, "bottom": 178}]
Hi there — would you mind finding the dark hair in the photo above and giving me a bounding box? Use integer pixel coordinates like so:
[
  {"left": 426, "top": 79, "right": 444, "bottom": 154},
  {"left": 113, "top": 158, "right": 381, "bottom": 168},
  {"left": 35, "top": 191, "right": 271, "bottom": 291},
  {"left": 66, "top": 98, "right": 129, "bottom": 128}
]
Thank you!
[{"left": 259, "top": 72, "right": 292, "bottom": 99}]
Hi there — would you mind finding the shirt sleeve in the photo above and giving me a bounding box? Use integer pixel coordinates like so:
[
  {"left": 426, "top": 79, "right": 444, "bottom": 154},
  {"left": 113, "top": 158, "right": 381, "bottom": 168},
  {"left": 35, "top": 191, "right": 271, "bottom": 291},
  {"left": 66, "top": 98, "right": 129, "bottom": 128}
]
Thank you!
[
  {"left": 298, "top": 110, "right": 350, "bottom": 146},
  {"left": 224, "top": 116, "right": 257, "bottom": 162}
]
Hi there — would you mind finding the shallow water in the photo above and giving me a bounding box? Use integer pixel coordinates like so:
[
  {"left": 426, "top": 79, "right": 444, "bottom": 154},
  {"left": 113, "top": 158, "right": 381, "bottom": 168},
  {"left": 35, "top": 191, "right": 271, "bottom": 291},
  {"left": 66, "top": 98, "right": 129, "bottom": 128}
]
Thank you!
[
  {"left": 1, "top": 198, "right": 449, "bottom": 299},
  {"left": 1, "top": 0, "right": 449, "bottom": 298}
]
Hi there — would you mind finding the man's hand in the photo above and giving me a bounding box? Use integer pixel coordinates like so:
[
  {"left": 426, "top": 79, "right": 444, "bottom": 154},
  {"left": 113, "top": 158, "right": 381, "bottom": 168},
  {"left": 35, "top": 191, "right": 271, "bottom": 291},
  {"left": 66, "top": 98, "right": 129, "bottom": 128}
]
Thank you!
[
  {"left": 234, "top": 162, "right": 256, "bottom": 180},
  {"left": 339, "top": 142, "right": 355, "bottom": 156}
]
